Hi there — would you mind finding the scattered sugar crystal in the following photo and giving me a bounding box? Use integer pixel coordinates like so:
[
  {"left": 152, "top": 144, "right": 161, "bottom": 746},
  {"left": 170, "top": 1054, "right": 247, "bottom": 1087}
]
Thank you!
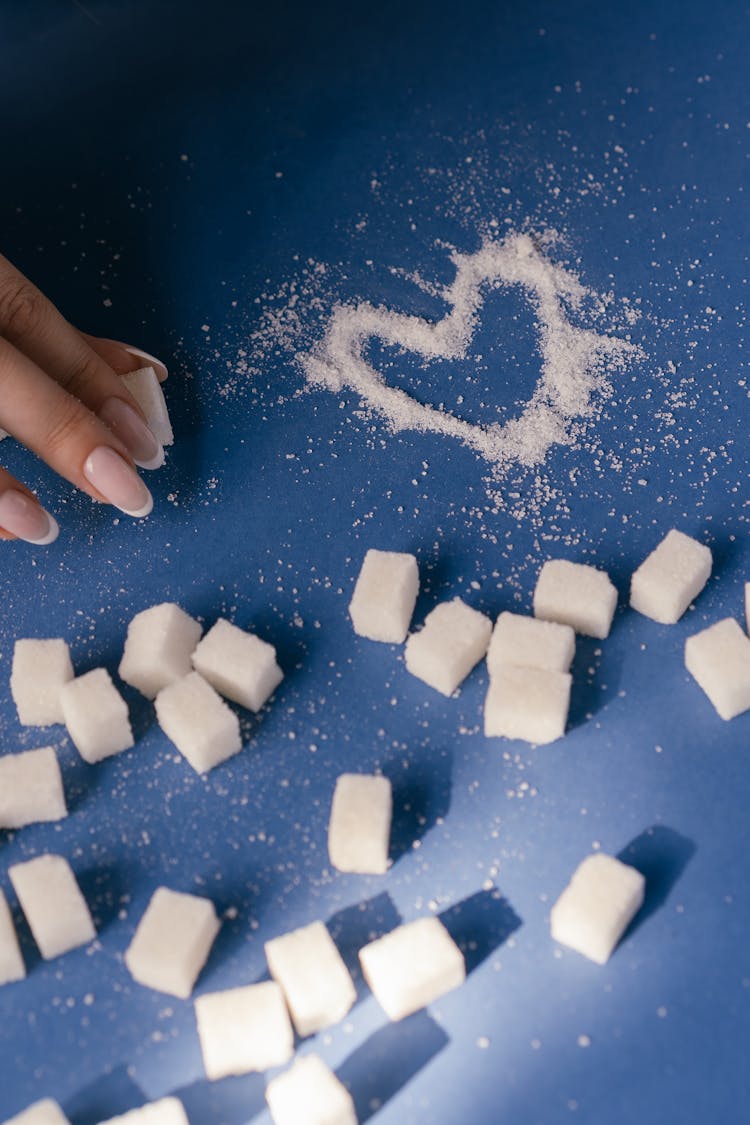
[
  {"left": 0, "top": 887, "right": 25, "bottom": 985},
  {"left": 9, "top": 854, "right": 96, "bottom": 960},
  {"left": 359, "top": 916, "right": 465, "bottom": 1021},
  {"left": 685, "top": 618, "right": 750, "bottom": 720},
  {"left": 265, "top": 920, "right": 356, "bottom": 1037},
  {"left": 10, "top": 639, "right": 73, "bottom": 726},
  {"left": 124, "top": 887, "right": 221, "bottom": 999},
  {"left": 630, "top": 529, "right": 712, "bottom": 624},
  {"left": 195, "top": 980, "right": 293, "bottom": 1080},
  {"left": 405, "top": 598, "right": 492, "bottom": 696},
  {"left": 97, "top": 1100, "right": 188, "bottom": 1125},
  {"left": 486, "top": 611, "right": 575, "bottom": 676},
  {"left": 2, "top": 1101, "right": 70, "bottom": 1125},
  {"left": 192, "top": 619, "right": 283, "bottom": 712},
  {"left": 534, "top": 560, "right": 617, "bottom": 639},
  {"left": 349, "top": 548, "right": 419, "bottom": 643},
  {"left": 0, "top": 747, "right": 67, "bottom": 829},
  {"left": 550, "top": 853, "right": 645, "bottom": 964},
  {"left": 121, "top": 366, "right": 174, "bottom": 446},
  {"left": 119, "top": 603, "right": 202, "bottom": 699},
  {"left": 266, "top": 1056, "right": 357, "bottom": 1125},
  {"left": 328, "top": 773, "right": 392, "bottom": 875},
  {"left": 60, "top": 668, "right": 133, "bottom": 763},
  {"left": 155, "top": 672, "right": 242, "bottom": 773},
  {"left": 484, "top": 665, "right": 572, "bottom": 744}
]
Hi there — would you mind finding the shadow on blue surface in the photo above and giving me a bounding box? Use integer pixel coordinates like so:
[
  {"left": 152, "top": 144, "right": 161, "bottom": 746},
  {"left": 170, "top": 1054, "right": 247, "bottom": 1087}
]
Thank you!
[
  {"left": 338, "top": 1011, "right": 450, "bottom": 1123},
  {"left": 328, "top": 892, "right": 404, "bottom": 1003},
  {"left": 78, "top": 861, "right": 128, "bottom": 938},
  {"left": 439, "top": 888, "right": 522, "bottom": 975},
  {"left": 387, "top": 750, "right": 453, "bottom": 865},
  {"left": 617, "top": 825, "right": 697, "bottom": 937},
  {"left": 66, "top": 1066, "right": 145, "bottom": 1124},
  {"left": 174, "top": 1071, "right": 266, "bottom": 1125},
  {"left": 568, "top": 633, "right": 623, "bottom": 730}
]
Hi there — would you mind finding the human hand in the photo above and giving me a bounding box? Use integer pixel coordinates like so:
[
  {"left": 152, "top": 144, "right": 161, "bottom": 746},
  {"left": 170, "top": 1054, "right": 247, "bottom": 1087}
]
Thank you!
[{"left": 0, "top": 253, "right": 168, "bottom": 545}]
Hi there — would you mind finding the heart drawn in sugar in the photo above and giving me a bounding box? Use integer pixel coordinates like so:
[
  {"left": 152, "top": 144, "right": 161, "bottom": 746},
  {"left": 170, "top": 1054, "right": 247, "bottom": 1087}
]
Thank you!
[{"left": 300, "top": 232, "right": 641, "bottom": 472}]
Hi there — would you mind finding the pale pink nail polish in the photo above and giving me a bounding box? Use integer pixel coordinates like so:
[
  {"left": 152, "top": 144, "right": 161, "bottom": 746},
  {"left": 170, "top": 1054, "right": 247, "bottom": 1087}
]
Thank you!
[
  {"left": 98, "top": 397, "right": 164, "bottom": 470},
  {"left": 0, "top": 490, "right": 59, "bottom": 545},
  {"left": 124, "top": 346, "right": 168, "bottom": 382},
  {"left": 83, "top": 447, "right": 153, "bottom": 518}
]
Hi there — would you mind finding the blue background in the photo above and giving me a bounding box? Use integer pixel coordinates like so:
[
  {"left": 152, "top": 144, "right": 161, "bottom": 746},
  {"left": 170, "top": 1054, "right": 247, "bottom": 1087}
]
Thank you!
[{"left": 1, "top": 1, "right": 749, "bottom": 1121}]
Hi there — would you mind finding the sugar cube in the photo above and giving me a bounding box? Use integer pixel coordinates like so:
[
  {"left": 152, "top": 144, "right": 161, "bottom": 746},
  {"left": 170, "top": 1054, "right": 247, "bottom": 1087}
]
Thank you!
[
  {"left": 0, "top": 747, "right": 67, "bottom": 830},
  {"left": 119, "top": 602, "right": 202, "bottom": 699},
  {"left": 9, "top": 854, "right": 95, "bottom": 960},
  {"left": 124, "top": 887, "right": 220, "bottom": 999},
  {"left": 0, "top": 428, "right": 7, "bottom": 441},
  {"left": 266, "top": 1056, "right": 357, "bottom": 1125},
  {"left": 630, "top": 529, "right": 712, "bottom": 624},
  {"left": 192, "top": 619, "right": 283, "bottom": 712},
  {"left": 121, "top": 366, "right": 174, "bottom": 446},
  {"left": 359, "top": 916, "right": 465, "bottom": 1021},
  {"left": 484, "top": 665, "right": 572, "bottom": 744},
  {"left": 3, "top": 1101, "right": 70, "bottom": 1125},
  {"left": 97, "top": 1098, "right": 188, "bottom": 1125},
  {"left": 486, "top": 611, "right": 575, "bottom": 676},
  {"left": 155, "top": 672, "right": 242, "bottom": 773},
  {"left": 745, "top": 583, "right": 750, "bottom": 634},
  {"left": 328, "top": 774, "right": 392, "bottom": 875},
  {"left": 60, "top": 668, "right": 134, "bottom": 763},
  {"left": 405, "top": 598, "right": 492, "bottom": 696},
  {"left": 265, "top": 920, "right": 356, "bottom": 1037},
  {"left": 10, "top": 639, "right": 73, "bottom": 726},
  {"left": 550, "top": 852, "right": 645, "bottom": 964},
  {"left": 685, "top": 617, "right": 750, "bottom": 720},
  {"left": 534, "top": 560, "right": 617, "bottom": 639},
  {"left": 349, "top": 548, "right": 419, "bottom": 643},
  {"left": 0, "top": 887, "right": 25, "bottom": 985},
  {"left": 195, "top": 980, "right": 294, "bottom": 1080}
]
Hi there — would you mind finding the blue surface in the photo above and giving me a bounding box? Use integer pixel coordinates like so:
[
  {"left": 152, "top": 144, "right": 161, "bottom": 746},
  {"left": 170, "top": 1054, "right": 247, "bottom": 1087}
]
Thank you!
[{"left": 1, "top": 1, "right": 749, "bottom": 1121}]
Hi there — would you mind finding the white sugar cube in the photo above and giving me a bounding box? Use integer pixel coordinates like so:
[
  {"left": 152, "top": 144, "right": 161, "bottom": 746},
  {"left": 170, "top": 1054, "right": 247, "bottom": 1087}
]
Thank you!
[
  {"left": 3, "top": 1101, "right": 70, "bottom": 1125},
  {"left": 0, "top": 747, "right": 67, "bottom": 830},
  {"left": 192, "top": 619, "right": 283, "bottom": 712},
  {"left": 195, "top": 980, "right": 294, "bottom": 1080},
  {"left": 745, "top": 583, "right": 750, "bottom": 634},
  {"left": 486, "top": 611, "right": 575, "bottom": 676},
  {"left": 328, "top": 774, "right": 392, "bottom": 875},
  {"left": 265, "top": 920, "right": 356, "bottom": 1037},
  {"left": 484, "top": 664, "right": 571, "bottom": 744},
  {"left": 349, "top": 548, "right": 419, "bottom": 643},
  {"left": 266, "top": 1056, "right": 357, "bottom": 1125},
  {"left": 9, "top": 854, "right": 95, "bottom": 960},
  {"left": 685, "top": 617, "right": 750, "bottom": 720},
  {"left": 124, "top": 887, "right": 220, "bottom": 999},
  {"left": 0, "top": 428, "right": 7, "bottom": 440},
  {"left": 550, "top": 852, "right": 645, "bottom": 964},
  {"left": 359, "top": 916, "right": 465, "bottom": 1022},
  {"left": 534, "top": 560, "right": 617, "bottom": 639},
  {"left": 10, "top": 639, "right": 74, "bottom": 726},
  {"left": 630, "top": 529, "right": 712, "bottom": 624},
  {"left": 155, "top": 672, "right": 242, "bottom": 773},
  {"left": 121, "top": 366, "right": 174, "bottom": 446},
  {"left": 405, "top": 598, "right": 492, "bottom": 696},
  {"left": 119, "top": 602, "right": 202, "bottom": 699},
  {"left": 0, "top": 887, "right": 25, "bottom": 985},
  {"left": 60, "top": 668, "right": 133, "bottom": 764},
  {"left": 97, "top": 1098, "right": 188, "bottom": 1125}
]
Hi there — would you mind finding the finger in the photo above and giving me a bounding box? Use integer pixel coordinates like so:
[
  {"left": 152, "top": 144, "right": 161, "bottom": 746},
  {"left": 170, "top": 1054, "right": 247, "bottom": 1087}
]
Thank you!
[
  {"left": 0, "top": 337, "right": 153, "bottom": 519},
  {"left": 0, "top": 468, "right": 59, "bottom": 545},
  {"left": 81, "top": 334, "right": 168, "bottom": 382},
  {"left": 0, "top": 256, "right": 163, "bottom": 468}
]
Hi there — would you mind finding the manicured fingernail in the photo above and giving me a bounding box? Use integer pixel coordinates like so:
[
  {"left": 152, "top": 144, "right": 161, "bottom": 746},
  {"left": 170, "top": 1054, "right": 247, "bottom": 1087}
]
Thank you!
[
  {"left": 83, "top": 447, "right": 153, "bottom": 518},
  {"left": 0, "top": 490, "right": 59, "bottom": 545},
  {"left": 124, "top": 346, "right": 168, "bottom": 381},
  {"left": 98, "top": 397, "right": 164, "bottom": 470}
]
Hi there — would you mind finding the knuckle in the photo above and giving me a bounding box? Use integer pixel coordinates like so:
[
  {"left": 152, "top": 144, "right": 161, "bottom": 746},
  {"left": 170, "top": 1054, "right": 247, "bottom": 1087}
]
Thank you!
[
  {"left": 57, "top": 348, "right": 104, "bottom": 398},
  {"left": 0, "top": 277, "right": 45, "bottom": 340},
  {"left": 42, "top": 397, "right": 89, "bottom": 459}
]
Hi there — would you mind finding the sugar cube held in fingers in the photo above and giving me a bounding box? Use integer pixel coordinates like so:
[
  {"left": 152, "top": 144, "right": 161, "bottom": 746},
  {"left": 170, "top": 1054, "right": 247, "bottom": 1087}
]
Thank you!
[{"left": 121, "top": 366, "right": 174, "bottom": 447}]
